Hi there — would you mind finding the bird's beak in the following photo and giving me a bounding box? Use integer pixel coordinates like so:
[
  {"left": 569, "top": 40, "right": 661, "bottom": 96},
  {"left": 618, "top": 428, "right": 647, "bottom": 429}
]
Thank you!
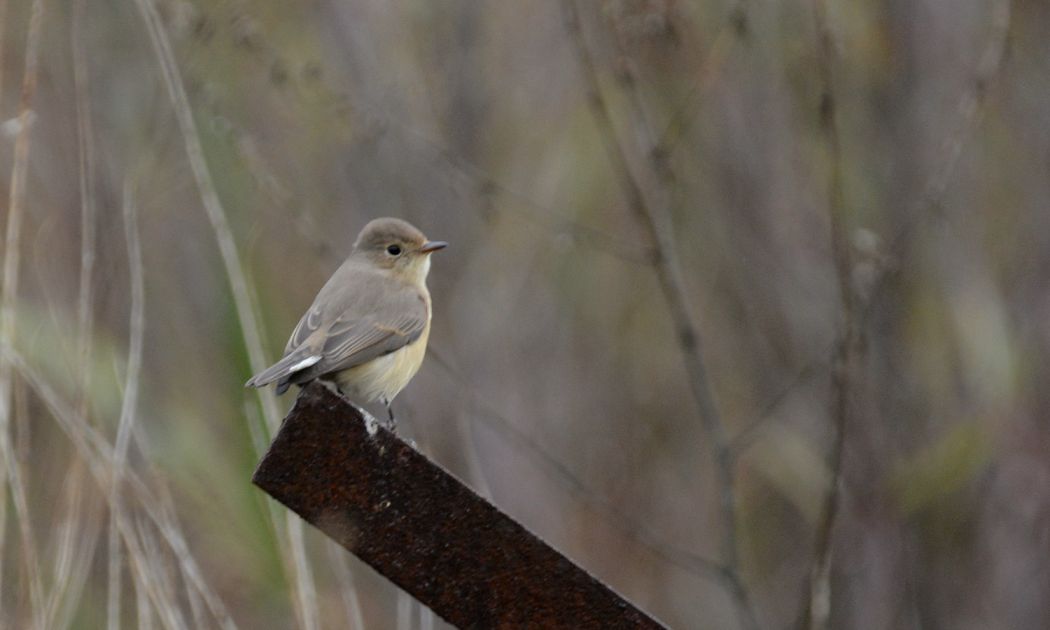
[{"left": 419, "top": 240, "right": 448, "bottom": 254}]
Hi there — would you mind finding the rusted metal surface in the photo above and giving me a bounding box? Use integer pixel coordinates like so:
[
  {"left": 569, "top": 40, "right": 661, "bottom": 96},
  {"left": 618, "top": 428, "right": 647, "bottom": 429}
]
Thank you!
[{"left": 252, "top": 381, "right": 666, "bottom": 629}]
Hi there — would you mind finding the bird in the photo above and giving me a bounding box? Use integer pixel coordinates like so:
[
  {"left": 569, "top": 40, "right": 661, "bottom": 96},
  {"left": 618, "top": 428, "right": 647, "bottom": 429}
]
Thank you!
[{"left": 245, "top": 217, "right": 447, "bottom": 426}]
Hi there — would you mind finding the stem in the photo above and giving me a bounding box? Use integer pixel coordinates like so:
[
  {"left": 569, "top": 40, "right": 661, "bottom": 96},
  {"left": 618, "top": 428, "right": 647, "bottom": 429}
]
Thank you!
[
  {"left": 797, "top": 1, "right": 856, "bottom": 627},
  {"left": 129, "top": 0, "right": 319, "bottom": 626},
  {"left": 560, "top": 2, "right": 758, "bottom": 629},
  {"left": 0, "top": 1, "right": 47, "bottom": 625}
]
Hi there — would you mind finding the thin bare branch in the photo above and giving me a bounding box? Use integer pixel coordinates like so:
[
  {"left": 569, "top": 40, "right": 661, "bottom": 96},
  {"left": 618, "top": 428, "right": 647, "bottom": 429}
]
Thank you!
[
  {"left": 184, "top": 574, "right": 208, "bottom": 630},
  {"left": 107, "top": 511, "right": 122, "bottom": 629},
  {"left": 145, "top": 479, "right": 205, "bottom": 630},
  {"left": 98, "top": 469, "right": 188, "bottom": 630},
  {"left": 126, "top": 1, "right": 278, "bottom": 432},
  {"left": 135, "top": 515, "right": 182, "bottom": 630},
  {"left": 881, "top": 0, "right": 1012, "bottom": 261},
  {"left": 72, "top": 0, "right": 98, "bottom": 420},
  {"left": 728, "top": 0, "right": 1013, "bottom": 458},
  {"left": 797, "top": 2, "right": 857, "bottom": 628},
  {"left": 326, "top": 542, "right": 366, "bottom": 630},
  {"left": 0, "top": 1, "right": 46, "bottom": 625},
  {"left": 109, "top": 180, "right": 147, "bottom": 630},
  {"left": 728, "top": 350, "right": 832, "bottom": 458},
  {"left": 134, "top": 562, "right": 154, "bottom": 630},
  {"left": 0, "top": 0, "right": 6, "bottom": 600},
  {"left": 47, "top": 465, "right": 104, "bottom": 630},
  {"left": 200, "top": 19, "right": 646, "bottom": 266},
  {"left": 108, "top": 492, "right": 186, "bottom": 630},
  {"left": 650, "top": 2, "right": 747, "bottom": 177},
  {"left": 44, "top": 0, "right": 103, "bottom": 624},
  {"left": 277, "top": 112, "right": 646, "bottom": 265},
  {"left": 560, "top": 2, "right": 758, "bottom": 628},
  {"left": 2, "top": 345, "right": 237, "bottom": 629},
  {"left": 125, "top": 476, "right": 235, "bottom": 630},
  {"left": 128, "top": 0, "right": 320, "bottom": 627},
  {"left": 431, "top": 352, "right": 727, "bottom": 584},
  {"left": 0, "top": 0, "right": 8, "bottom": 109},
  {"left": 387, "top": 122, "right": 648, "bottom": 263}
]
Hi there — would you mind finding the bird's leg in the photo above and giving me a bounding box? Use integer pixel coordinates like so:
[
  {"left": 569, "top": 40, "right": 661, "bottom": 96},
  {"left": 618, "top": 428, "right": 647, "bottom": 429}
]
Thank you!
[
  {"left": 317, "top": 378, "right": 385, "bottom": 434},
  {"left": 381, "top": 397, "right": 397, "bottom": 431}
]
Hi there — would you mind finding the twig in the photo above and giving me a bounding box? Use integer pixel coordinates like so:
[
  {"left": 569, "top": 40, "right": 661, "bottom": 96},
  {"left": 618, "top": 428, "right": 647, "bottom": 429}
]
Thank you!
[
  {"left": 146, "top": 479, "right": 206, "bottom": 630},
  {"left": 184, "top": 572, "right": 208, "bottom": 630},
  {"left": 103, "top": 475, "right": 186, "bottom": 630},
  {"left": 728, "top": 349, "right": 832, "bottom": 458},
  {"left": 0, "top": 0, "right": 8, "bottom": 109},
  {"left": 429, "top": 348, "right": 728, "bottom": 582},
  {"left": 797, "top": 2, "right": 857, "bottom": 628},
  {"left": 72, "top": 0, "right": 98, "bottom": 425},
  {"left": 134, "top": 514, "right": 182, "bottom": 630},
  {"left": 134, "top": 561, "right": 154, "bottom": 630},
  {"left": 0, "top": 0, "right": 8, "bottom": 608},
  {"left": 0, "top": 1, "right": 46, "bottom": 626},
  {"left": 650, "top": 1, "right": 747, "bottom": 178},
  {"left": 125, "top": 472, "right": 233, "bottom": 630},
  {"left": 107, "top": 489, "right": 186, "bottom": 630},
  {"left": 325, "top": 542, "right": 366, "bottom": 630},
  {"left": 129, "top": 0, "right": 320, "bottom": 627},
  {"left": 127, "top": 1, "right": 279, "bottom": 432},
  {"left": 44, "top": 0, "right": 102, "bottom": 624},
  {"left": 421, "top": 349, "right": 492, "bottom": 498},
  {"left": 193, "top": 13, "right": 645, "bottom": 266},
  {"left": 395, "top": 125, "right": 648, "bottom": 263},
  {"left": 2, "top": 346, "right": 236, "bottom": 629},
  {"left": 311, "top": 115, "right": 647, "bottom": 264},
  {"left": 560, "top": 2, "right": 758, "bottom": 629},
  {"left": 109, "top": 181, "right": 148, "bottom": 630},
  {"left": 47, "top": 464, "right": 104, "bottom": 629},
  {"left": 728, "top": 0, "right": 1013, "bottom": 458},
  {"left": 879, "top": 0, "right": 1012, "bottom": 265}
]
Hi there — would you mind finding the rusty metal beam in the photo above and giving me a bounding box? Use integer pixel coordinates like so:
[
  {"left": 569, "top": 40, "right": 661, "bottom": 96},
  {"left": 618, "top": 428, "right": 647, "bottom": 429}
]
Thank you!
[{"left": 252, "top": 381, "right": 666, "bottom": 629}]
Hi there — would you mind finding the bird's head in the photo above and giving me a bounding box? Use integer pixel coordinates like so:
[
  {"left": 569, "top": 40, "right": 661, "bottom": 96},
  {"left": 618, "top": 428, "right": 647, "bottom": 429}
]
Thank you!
[{"left": 352, "top": 217, "right": 447, "bottom": 283}]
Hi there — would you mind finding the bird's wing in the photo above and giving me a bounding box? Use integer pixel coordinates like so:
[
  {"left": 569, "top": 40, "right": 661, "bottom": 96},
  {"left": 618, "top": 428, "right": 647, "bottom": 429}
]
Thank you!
[
  {"left": 247, "top": 262, "right": 427, "bottom": 391},
  {"left": 283, "top": 268, "right": 428, "bottom": 385},
  {"left": 312, "top": 305, "right": 426, "bottom": 375},
  {"left": 283, "top": 258, "right": 369, "bottom": 354},
  {"left": 243, "top": 273, "right": 335, "bottom": 389},
  {"left": 244, "top": 344, "right": 322, "bottom": 389},
  {"left": 285, "top": 302, "right": 323, "bottom": 354}
]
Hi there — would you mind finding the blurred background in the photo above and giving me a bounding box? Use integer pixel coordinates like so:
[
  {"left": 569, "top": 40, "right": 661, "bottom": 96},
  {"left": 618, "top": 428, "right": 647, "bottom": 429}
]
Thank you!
[{"left": 0, "top": 0, "right": 1047, "bottom": 628}]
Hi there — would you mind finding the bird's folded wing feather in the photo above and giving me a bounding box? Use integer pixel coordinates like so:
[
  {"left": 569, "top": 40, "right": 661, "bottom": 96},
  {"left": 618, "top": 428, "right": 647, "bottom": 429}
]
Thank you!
[
  {"left": 313, "top": 309, "right": 425, "bottom": 375},
  {"left": 248, "top": 265, "right": 428, "bottom": 390},
  {"left": 286, "top": 301, "right": 324, "bottom": 353},
  {"left": 287, "top": 267, "right": 428, "bottom": 381},
  {"left": 244, "top": 344, "right": 320, "bottom": 388}
]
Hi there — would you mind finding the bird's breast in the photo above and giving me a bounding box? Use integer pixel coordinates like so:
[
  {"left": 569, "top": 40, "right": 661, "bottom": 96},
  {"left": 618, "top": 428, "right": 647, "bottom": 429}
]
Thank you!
[{"left": 334, "top": 322, "right": 430, "bottom": 403}]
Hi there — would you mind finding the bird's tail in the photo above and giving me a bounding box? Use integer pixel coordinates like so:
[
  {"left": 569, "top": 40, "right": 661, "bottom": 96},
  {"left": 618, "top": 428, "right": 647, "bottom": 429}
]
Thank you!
[{"left": 245, "top": 347, "right": 322, "bottom": 391}]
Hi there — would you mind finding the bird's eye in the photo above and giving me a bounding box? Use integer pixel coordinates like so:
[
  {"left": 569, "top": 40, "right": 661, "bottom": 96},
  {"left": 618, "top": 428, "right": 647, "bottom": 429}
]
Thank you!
[{"left": 386, "top": 244, "right": 402, "bottom": 256}]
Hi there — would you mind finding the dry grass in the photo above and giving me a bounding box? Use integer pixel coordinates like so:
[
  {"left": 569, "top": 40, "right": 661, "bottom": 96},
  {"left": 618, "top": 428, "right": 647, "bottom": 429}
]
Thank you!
[
  {"left": 0, "top": 0, "right": 46, "bottom": 625},
  {"left": 129, "top": 0, "right": 320, "bottom": 626},
  {"left": 0, "top": 1, "right": 1043, "bottom": 627}
]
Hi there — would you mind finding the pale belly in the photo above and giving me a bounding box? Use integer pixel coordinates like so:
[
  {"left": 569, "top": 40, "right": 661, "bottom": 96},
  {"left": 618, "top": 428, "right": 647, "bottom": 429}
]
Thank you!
[{"left": 333, "top": 326, "right": 430, "bottom": 403}]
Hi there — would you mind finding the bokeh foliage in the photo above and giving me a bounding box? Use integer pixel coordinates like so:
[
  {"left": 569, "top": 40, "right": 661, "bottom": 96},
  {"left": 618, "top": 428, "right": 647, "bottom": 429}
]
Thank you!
[{"left": 0, "top": 0, "right": 1047, "bottom": 628}]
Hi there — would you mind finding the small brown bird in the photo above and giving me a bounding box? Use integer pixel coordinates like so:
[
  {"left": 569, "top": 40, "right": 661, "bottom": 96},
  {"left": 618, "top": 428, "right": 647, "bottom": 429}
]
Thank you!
[{"left": 246, "top": 218, "right": 447, "bottom": 424}]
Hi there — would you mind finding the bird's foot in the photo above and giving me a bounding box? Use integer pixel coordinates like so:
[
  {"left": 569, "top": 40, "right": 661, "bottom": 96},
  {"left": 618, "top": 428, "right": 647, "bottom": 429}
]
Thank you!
[
  {"left": 359, "top": 407, "right": 381, "bottom": 437},
  {"left": 381, "top": 397, "right": 397, "bottom": 433},
  {"left": 318, "top": 379, "right": 384, "bottom": 436}
]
